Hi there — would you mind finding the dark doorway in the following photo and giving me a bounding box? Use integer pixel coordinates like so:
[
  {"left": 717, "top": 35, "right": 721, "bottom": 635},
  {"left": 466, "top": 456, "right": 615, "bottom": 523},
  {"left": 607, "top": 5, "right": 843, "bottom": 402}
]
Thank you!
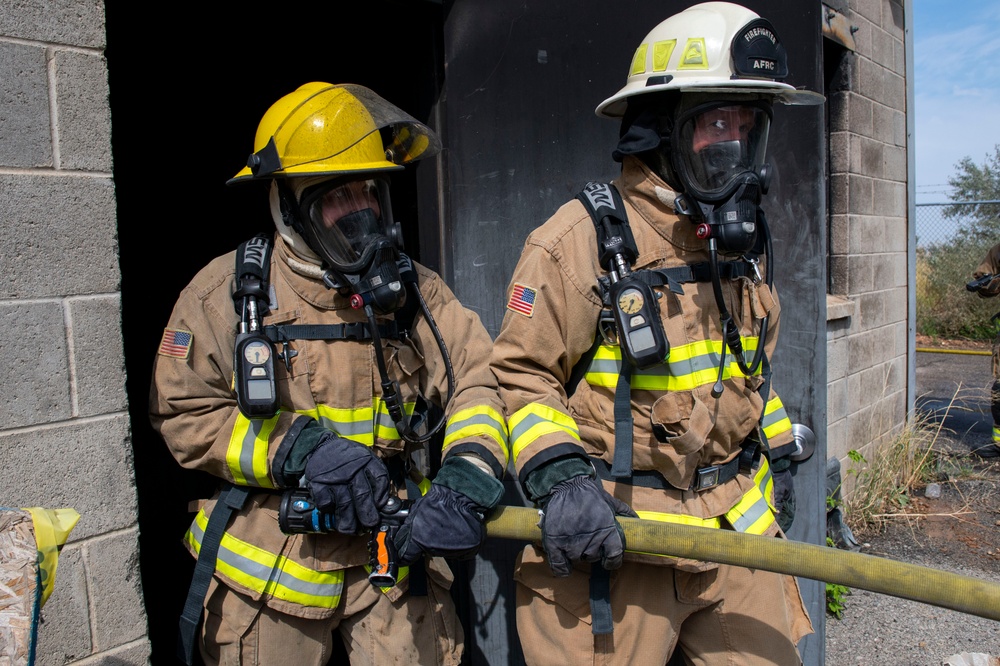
[{"left": 105, "top": 3, "right": 445, "bottom": 663}]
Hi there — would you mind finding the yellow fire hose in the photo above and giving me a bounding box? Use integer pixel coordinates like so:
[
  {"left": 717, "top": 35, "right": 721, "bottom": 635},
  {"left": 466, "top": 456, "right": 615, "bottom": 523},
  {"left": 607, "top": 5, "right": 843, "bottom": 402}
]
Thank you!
[{"left": 485, "top": 505, "right": 1000, "bottom": 622}]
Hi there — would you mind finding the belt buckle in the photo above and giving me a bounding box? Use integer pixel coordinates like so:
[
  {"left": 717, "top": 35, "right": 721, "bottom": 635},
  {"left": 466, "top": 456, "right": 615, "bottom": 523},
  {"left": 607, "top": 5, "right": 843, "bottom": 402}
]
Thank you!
[{"left": 693, "top": 465, "right": 720, "bottom": 491}]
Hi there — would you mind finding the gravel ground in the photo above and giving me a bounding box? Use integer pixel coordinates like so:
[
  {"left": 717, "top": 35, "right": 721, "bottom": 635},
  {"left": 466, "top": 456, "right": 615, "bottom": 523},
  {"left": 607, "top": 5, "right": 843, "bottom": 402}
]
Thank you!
[{"left": 823, "top": 349, "right": 1000, "bottom": 666}]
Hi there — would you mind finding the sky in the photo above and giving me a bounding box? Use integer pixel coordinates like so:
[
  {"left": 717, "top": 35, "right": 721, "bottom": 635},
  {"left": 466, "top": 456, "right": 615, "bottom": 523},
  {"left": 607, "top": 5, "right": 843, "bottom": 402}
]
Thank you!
[{"left": 914, "top": 1, "right": 1000, "bottom": 204}]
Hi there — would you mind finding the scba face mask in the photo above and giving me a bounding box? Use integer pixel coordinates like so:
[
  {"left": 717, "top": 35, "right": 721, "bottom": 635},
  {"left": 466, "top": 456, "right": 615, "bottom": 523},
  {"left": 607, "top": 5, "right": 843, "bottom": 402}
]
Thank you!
[
  {"left": 298, "top": 177, "right": 407, "bottom": 314},
  {"left": 672, "top": 100, "right": 773, "bottom": 255}
]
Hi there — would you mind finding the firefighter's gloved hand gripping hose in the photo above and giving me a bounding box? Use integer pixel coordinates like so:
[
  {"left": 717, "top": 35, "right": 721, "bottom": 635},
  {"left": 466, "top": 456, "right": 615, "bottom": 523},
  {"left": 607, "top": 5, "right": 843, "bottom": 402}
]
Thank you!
[{"left": 485, "top": 505, "right": 1000, "bottom": 622}]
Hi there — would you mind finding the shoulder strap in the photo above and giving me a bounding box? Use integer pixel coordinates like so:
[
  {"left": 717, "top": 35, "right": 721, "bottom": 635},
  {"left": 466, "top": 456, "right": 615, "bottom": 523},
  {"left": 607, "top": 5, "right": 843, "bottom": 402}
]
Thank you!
[
  {"left": 566, "top": 182, "right": 635, "bottom": 398},
  {"left": 232, "top": 233, "right": 273, "bottom": 315},
  {"left": 577, "top": 182, "right": 638, "bottom": 270}
]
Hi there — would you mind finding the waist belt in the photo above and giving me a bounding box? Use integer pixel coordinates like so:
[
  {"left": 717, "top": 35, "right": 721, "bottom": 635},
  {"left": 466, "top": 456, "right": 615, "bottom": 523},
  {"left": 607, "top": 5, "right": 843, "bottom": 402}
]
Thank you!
[{"left": 592, "top": 440, "right": 759, "bottom": 492}]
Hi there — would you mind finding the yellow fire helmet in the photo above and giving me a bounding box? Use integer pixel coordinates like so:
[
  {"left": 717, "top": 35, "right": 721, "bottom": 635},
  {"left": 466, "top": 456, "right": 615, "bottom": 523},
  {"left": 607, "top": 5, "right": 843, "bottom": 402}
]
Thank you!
[
  {"left": 228, "top": 82, "right": 442, "bottom": 184},
  {"left": 596, "top": 1, "right": 824, "bottom": 119}
]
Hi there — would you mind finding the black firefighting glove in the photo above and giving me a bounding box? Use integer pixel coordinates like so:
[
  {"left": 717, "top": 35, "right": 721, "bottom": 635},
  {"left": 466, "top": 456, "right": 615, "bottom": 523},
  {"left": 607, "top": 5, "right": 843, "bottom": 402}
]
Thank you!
[
  {"left": 527, "top": 455, "right": 637, "bottom": 577},
  {"left": 301, "top": 432, "right": 391, "bottom": 535},
  {"left": 395, "top": 456, "right": 504, "bottom": 566},
  {"left": 771, "top": 456, "right": 796, "bottom": 532}
]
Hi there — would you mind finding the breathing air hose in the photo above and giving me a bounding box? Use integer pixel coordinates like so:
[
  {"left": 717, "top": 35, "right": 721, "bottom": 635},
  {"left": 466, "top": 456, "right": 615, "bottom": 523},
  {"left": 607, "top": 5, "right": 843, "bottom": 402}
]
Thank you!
[{"left": 484, "top": 505, "right": 1000, "bottom": 622}]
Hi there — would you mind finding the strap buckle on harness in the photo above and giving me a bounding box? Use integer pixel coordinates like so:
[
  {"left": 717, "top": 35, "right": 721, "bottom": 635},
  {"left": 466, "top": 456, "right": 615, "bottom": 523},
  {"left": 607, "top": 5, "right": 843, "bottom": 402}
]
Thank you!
[{"left": 692, "top": 464, "right": 723, "bottom": 491}]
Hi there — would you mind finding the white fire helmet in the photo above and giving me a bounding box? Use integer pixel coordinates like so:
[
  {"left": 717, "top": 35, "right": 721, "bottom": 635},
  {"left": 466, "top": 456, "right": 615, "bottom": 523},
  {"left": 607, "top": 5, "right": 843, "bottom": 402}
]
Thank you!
[{"left": 596, "top": 1, "right": 824, "bottom": 119}]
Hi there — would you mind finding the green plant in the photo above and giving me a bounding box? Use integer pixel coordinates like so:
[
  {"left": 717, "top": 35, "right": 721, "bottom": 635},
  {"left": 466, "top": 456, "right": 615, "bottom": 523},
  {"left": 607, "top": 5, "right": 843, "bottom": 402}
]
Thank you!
[
  {"left": 825, "top": 581, "right": 851, "bottom": 619},
  {"left": 824, "top": 536, "right": 852, "bottom": 618},
  {"left": 842, "top": 394, "right": 957, "bottom": 532}
]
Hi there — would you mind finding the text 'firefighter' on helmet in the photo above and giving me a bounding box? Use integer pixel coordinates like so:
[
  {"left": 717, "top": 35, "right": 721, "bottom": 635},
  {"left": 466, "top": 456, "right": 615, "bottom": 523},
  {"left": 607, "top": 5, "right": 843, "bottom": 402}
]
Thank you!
[
  {"left": 228, "top": 82, "right": 442, "bottom": 184},
  {"left": 595, "top": 1, "right": 823, "bottom": 119}
]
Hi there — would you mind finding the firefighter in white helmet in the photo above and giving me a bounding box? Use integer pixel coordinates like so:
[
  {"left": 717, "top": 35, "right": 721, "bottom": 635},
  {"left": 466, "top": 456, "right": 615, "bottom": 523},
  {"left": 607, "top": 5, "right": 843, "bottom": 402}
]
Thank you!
[
  {"left": 490, "top": 3, "right": 822, "bottom": 663},
  {"left": 150, "top": 82, "right": 509, "bottom": 666}
]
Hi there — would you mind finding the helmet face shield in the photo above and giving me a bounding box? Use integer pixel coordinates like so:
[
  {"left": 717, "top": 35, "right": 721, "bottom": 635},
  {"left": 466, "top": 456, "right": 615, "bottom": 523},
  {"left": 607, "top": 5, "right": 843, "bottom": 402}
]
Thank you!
[
  {"left": 298, "top": 176, "right": 398, "bottom": 273},
  {"left": 672, "top": 101, "right": 771, "bottom": 202}
]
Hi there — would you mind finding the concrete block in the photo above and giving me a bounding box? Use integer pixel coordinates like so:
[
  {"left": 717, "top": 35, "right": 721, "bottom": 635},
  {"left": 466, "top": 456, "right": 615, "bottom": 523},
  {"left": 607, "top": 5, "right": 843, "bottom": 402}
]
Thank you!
[
  {"left": 847, "top": 328, "right": 878, "bottom": 372},
  {"left": 852, "top": 134, "right": 883, "bottom": 177},
  {"left": 828, "top": 377, "right": 848, "bottom": 421},
  {"left": 884, "top": 72, "right": 905, "bottom": 117},
  {"left": 873, "top": 179, "right": 899, "bottom": 215},
  {"left": 829, "top": 132, "right": 849, "bottom": 175},
  {"left": 893, "top": 321, "right": 907, "bottom": 356},
  {"left": 870, "top": 24, "right": 893, "bottom": 69},
  {"left": 854, "top": 0, "right": 880, "bottom": 30},
  {"left": 828, "top": 336, "right": 849, "bottom": 381},
  {"left": 0, "top": 415, "right": 137, "bottom": 540},
  {"left": 830, "top": 173, "right": 849, "bottom": 215},
  {"left": 830, "top": 213, "right": 850, "bottom": 255},
  {"left": 54, "top": 50, "right": 112, "bottom": 172},
  {"left": 847, "top": 403, "right": 876, "bottom": 446},
  {"left": 829, "top": 92, "right": 851, "bottom": 133},
  {"left": 0, "top": 42, "right": 52, "bottom": 168},
  {"left": 848, "top": 253, "right": 875, "bottom": 294},
  {"left": 825, "top": 417, "right": 847, "bottom": 464},
  {"left": 857, "top": 290, "right": 887, "bottom": 329},
  {"left": 883, "top": 143, "right": 906, "bottom": 181},
  {"left": 89, "top": 640, "right": 152, "bottom": 664},
  {"left": 68, "top": 295, "right": 127, "bottom": 417},
  {"left": 848, "top": 174, "right": 873, "bottom": 216},
  {"left": 886, "top": 285, "right": 908, "bottom": 321},
  {"left": 858, "top": 57, "right": 885, "bottom": 103},
  {"left": 871, "top": 252, "right": 897, "bottom": 289},
  {"left": 86, "top": 530, "right": 148, "bottom": 650},
  {"left": 0, "top": 1, "right": 106, "bottom": 48},
  {"left": 830, "top": 254, "right": 849, "bottom": 295},
  {"left": 872, "top": 102, "right": 895, "bottom": 147},
  {"left": 886, "top": 0, "right": 905, "bottom": 40},
  {"left": 847, "top": 215, "right": 882, "bottom": 255},
  {"left": 34, "top": 545, "right": 92, "bottom": 665},
  {"left": 0, "top": 174, "right": 119, "bottom": 298},
  {"left": 0, "top": 301, "right": 72, "bottom": 428},
  {"left": 848, "top": 93, "right": 874, "bottom": 138}
]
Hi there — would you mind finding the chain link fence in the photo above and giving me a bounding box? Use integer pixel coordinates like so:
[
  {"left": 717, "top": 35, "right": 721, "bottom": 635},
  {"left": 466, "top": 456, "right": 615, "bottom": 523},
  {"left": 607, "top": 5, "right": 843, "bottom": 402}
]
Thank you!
[
  {"left": 916, "top": 200, "right": 1000, "bottom": 341},
  {"left": 915, "top": 201, "right": 1000, "bottom": 248}
]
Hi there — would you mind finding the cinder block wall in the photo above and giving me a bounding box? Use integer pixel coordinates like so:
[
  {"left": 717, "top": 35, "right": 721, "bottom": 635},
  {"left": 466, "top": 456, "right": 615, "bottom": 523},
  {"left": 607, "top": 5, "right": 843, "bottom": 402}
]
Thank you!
[
  {"left": 0, "top": 3, "right": 151, "bottom": 662},
  {"left": 826, "top": 0, "right": 910, "bottom": 486}
]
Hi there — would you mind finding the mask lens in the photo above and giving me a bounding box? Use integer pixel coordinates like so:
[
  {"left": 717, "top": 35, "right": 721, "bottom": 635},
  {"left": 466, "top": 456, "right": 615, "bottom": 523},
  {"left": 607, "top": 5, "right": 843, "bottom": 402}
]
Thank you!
[
  {"left": 675, "top": 103, "right": 770, "bottom": 201},
  {"left": 303, "top": 178, "right": 386, "bottom": 271}
]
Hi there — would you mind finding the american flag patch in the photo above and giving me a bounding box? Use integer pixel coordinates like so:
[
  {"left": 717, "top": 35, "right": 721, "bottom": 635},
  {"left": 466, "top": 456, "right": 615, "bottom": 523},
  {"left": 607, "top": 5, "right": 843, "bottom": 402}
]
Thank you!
[
  {"left": 506, "top": 283, "right": 537, "bottom": 317},
  {"left": 158, "top": 328, "right": 193, "bottom": 359}
]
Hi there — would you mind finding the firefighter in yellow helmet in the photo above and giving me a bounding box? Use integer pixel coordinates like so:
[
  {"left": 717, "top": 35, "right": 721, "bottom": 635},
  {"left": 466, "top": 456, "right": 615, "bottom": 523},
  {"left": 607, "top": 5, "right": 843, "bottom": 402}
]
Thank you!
[
  {"left": 489, "top": 3, "right": 821, "bottom": 663},
  {"left": 150, "top": 82, "right": 509, "bottom": 666}
]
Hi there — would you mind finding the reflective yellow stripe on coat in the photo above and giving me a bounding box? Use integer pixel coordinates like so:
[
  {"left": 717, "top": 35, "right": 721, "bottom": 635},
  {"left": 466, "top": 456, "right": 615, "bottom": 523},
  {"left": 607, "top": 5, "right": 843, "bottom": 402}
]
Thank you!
[
  {"left": 584, "top": 338, "right": 762, "bottom": 391},
  {"left": 442, "top": 405, "right": 510, "bottom": 464},
  {"left": 186, "top": 508, "right": 344, "bottom": 609},
  {"left": 227, "top": 398, "right": 419, "bottom": 487},
  {"left": 508, "top": 403, "right": 581, "bottom": 462},
  {"left": 631, "top": 456, "right": 777, "bottom": 560},
  {"left": 762, "top": 395, "right": 793, "bottom": 441}
]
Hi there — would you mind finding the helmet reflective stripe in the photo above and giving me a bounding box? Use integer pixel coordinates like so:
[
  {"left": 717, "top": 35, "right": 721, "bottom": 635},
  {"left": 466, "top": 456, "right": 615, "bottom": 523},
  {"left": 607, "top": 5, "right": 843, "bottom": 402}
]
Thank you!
[
  {"left": 186, "top": 509, "right": 345, "bottom": 608},
  {"left": 584, "top": 337, "right": 763, "bottom": 391},
  {"left": 596, "top": 1, "right": 823, "bottom": 119}
]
